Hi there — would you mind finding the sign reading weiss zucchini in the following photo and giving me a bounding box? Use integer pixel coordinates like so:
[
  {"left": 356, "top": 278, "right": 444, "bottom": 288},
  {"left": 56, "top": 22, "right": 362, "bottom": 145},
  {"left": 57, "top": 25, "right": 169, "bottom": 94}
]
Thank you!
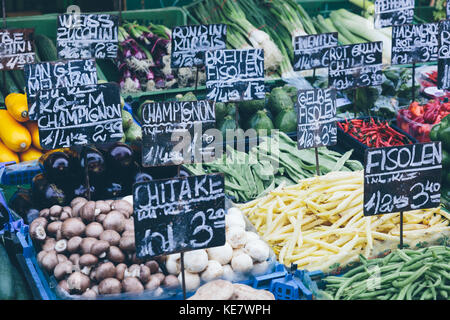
[
  {"left": 205, "top": 49, "right": 265, "bottom": 102},
  {"left": 56, "top": 14, "right": 118, "bottom": 59},
  {"left": 0, "top": 28, "right": 35, "bottom": 70},
  {"left": 296, "top": 88, "right": 337, "bottom": 150},
  {"left": 36, "top": 83, "right": 123, "bottom": 150},
  {"left": 328, "top": 42, "right": 383, "bottom": 90},
  {"left": 133, "top": 173, "right": 226, "bottom": 258},
  {"left": 374, "top": 0, "right": 414, "bottom": 29},
  {"left": 364, "top": 142, "right": 442, "bottom": 216},
  {"left": 171, "top": 24, "right": 226, "bottom": 68}
]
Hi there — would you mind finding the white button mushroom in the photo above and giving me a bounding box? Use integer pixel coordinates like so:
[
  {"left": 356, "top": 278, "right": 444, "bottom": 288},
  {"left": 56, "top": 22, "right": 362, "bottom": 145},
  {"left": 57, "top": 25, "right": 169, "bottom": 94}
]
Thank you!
[
  {"left": 225, "top": 211, "right": 246, "bottom": 230},
  {"left": 165, "top": 254, "right": 181, "bottom": 275},
  {"left": 200, "top": 260, "right": 224, "bottom": 282},
  {"left": 222, "top": 264, "right": 235, "bottom": 281},
  {"left": 206, "top": 243, "right": 233, "bottom": 265},
  {"left": 178, "top": 271, "right": 200, "bottom": 291},
  {"left": 245, "top": 239, "right": 270, "bottom": 263},
  {"left": 226, "top": 227, "right": 248, "bottom": 249},
  {"left": 245, "top": 231, "right": 260, "bottom": 243},
  {"left": 231, "top": 248, "right": 248, "bottom": 259},
  {"left": 183, "top": 249, "right": 208, "bottom": 273},
  {"left": 251, "top": 261, "right": 269, "bottom": 275},
  {"left": 227, "top": 207, "right": 243, "bottom": 217},
  {"left": 231, "top": 253, "right": 253, "bottom": 273}
]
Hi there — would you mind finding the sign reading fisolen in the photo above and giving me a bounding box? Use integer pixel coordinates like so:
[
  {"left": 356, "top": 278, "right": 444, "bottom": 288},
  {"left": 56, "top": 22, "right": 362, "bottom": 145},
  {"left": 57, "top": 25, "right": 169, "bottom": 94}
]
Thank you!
[
  {"left": 133, "top": 174, "right": 226, "bottom": 258},
  {"left": 205, "top": 49, "right": 265, "bottom": 102},
  {"left": 36, "top": 83, "right": 123, "bottom": 150},
  {"left": 24, "top": 59, "right": 98, "bottom": 121},
  {"left": 364, "top": 142, "right": 442, "bottom": 216},
  {"left": 56, "top": 14, "right": 118, "bottom": 59},
  {"left": 374, "top": 0, "right": 414, "bottom": 29},
  {"left": 438, "top": 20, "right": 450, "bottom": 89},
  {"left": 293, "top": 32, "right": 338, "bottom": 71},
  {"left": 391, "top": 23, "right": 439, "bottom": 65},
  {"left": 296, "top": 88, "right": 337, "bottom": 149},
  {"left": 141, "top": 100, "right": 216, "bottom": 167},
  {"left": 328, "top": 42, "right": 383, "bottom": 90},
  {"left": 171, "top": 24, "right": 226, "bottom": 68},
  {"left": 0, "top": 28, "right": 35, "bottom": 70}
]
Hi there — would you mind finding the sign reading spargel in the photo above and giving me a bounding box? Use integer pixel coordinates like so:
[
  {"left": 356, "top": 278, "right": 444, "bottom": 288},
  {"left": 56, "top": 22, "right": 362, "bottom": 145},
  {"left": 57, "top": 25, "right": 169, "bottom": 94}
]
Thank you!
[
  {"left": 133, "top": 174, "right": 226, "bottom": 258},
  {"left": 171, "top": 24, "right": 226, "bottom": 68},
  {"left": 391, "top": 23, "right": 439, "bottom": 65},
  {"left": 363, "top": 142, "right": 442, "bottom": 216},
  {"left": 293, "top": 32, "right": 338, "bottom": 71},
  {"left": 56, "top": 14, "right": 118, "bottom": 59},
  {"left": 36, "top": 83, "right": 123, "bottom": 150},
  {"left": 141, "top": 100, "right": 216, "bottom": 167},
  {"left": 296, "top": 88, "right": 337, "bottom": 149},
  {"left": 0, "top": 28, "right": 35, "bottom": 70},
  {"left": 205, "top": 49, "right": 265, "bottom": 102},
  {"left": 24, "top": 59, "right": 98, "bottom": 120},
  {"left": 328, "top": 42, "right": 383, "bottom": 90},
  {"left": 438, "top": 20, "right": 450, "bottom": 89},
  {"left": 374, "top": 0, "right": 414, "bottom": 29}
]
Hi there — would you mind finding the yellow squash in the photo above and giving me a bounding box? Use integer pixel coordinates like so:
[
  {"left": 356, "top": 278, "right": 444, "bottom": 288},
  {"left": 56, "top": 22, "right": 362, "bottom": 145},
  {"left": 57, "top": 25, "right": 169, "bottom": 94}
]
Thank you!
[
  {"left": 19, "top": 146, "right": 43, "bottom": 162},
  {"left": 0, "top": 139, "right": 19, "bottom": 163},
  {"left": 5, "top": 93, "right": 29, "bottom": 122},
  {"left": 0, "top": 108, "right": 31, "bottom": 152},
  {"left": 25, "top": 121, "right": 42, "bottom": 150}
]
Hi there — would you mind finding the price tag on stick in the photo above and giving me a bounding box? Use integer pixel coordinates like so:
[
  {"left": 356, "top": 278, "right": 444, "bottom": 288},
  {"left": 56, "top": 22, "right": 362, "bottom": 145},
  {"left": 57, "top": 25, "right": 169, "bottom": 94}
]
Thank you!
[
  {"left": 171, "top": 24, "right": 226, "bottom": 68},
  {"left": 133, "top": 173, "right": 226, "bottom": 258},
  {"left": 56, "top": 13, "right": 119, "bottom": 59},
  {"left": 205, "top": 49, "right": 265, "bottom": 102},
  {"left": 374, "top": 0, "right": 414, "bottom": 29},
  {"left": 36, "top": 83, "right": 123, "bottom": 150},
  {"left": 364, "top": 142, "right": 442, "bottom": 246},
  {"left": 24, "top": 58, "right": 98, "bottom": 120},
  {"left": 438, "top": 20, "right": 450, "bottom": 90},
  {"left": 0, "top": 28, "right": 35, "bottom": 70},
  {"left": 293, "top": 32, "right": 338, "bottom": 71},
  {"left": 141, "top": 100, "right": 217, "bottom": 167},
  {"left": 328, "top": 42, "right": 383, "bottom": 90}
]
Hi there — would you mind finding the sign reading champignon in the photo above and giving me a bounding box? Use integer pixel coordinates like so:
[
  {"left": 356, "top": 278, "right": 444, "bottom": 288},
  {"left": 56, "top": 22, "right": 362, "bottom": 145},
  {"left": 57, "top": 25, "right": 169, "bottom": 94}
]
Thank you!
[
  {"left": 133, "top": 173, "right": 226, "bottom": 258},
  {"left": 363, "top": 142, "right": 442, "bottom": 216}
]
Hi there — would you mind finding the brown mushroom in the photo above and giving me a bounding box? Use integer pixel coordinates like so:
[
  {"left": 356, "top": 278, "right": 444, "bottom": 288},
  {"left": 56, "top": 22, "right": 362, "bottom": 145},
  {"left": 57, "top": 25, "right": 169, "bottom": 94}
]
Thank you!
[
  {"left": 152, "top": 273, "right": 165, "bottom": 283},
  {"left": 96, "top": 214, "right": 107, "bottom": 224},
  {"left": 106, "top": 246, "right": 125, "bottom": 263},
  {"left": 139, "top": 265, "right": 151, "bottom": 283},
  {"left": 122, "top": 277, "right": 144, "bottom": 293},
  {"left": 125, "top": 264, "right": 140, "bottom": 278},
  {"left": 42, "top": 238, "right": 56, "bottom": 252},
  {"left": 54, "top": 239, "right": 68, "bottom": 253},
  {"left": 80, "top": 201, "right": 97, "bottom": 222},
  {"left": 67, "top": 272, "right": 90, "bottom": 294},
  {"left": 95, "top": 262, "right": 116, "bottom": 282},
  {"left": 145, "top": 260, "right": 160, "bottom": 274},
  {"left": 54, "top": 261, "right": 73, "bottom": 280},
  {"left": 61, "top": 218, "right": 86, "bottom": 238},
  {"left": 144, "top": 276, "right": 161, "bottom": 291},
  {"left": 41, "top": 250, "right": 58, "bottom": 272},
  {"left": 80, "top": 237, "right": 97, "bottom": 254},
  {"left": 98, "top": 278, "right": 121, "bottom": 295},
  {"left": 71, "top": 201, "right": 86, "bottom": 218},
  {"left": 69, "top": 253, "right": 80, "bottom": 267},
  {"left": 124, "top": 219, "right": 134, "bottom": 232},
  {"left": 67, "top": 236, "right": 83, "bottom": 253},
  {"left": 111, "top": 200, "right": 133, "bottom": 218},
  {"left": 102, "top": 211, "right": 125, "bottom": 233},
  {"left": 121, "top": 230, "right": 134, "bottom": 238},
  {"left": 163, "top": 274, "right": 180, "bottom": 289},
  {"left": 79, "top": 254, "right": 98, "bottom": 267},
  {"left": 39, "top": 208, "right": 50, "bottom": 218},
  {"left": 29, "top": 217, "right": 48, "bottom": 240},
  {"left": 95, "top": 200, "right": 110, "bottom": 215},
  {"left": 91, "top": 240, "right": 110, "bottom": 257},
  {"left": 37, "top": 250, "right": 48, "bottom": 265},
  {"left": 70, "top": 197, "right": 88, "bottom": 208},
  {"left": 119, "top": 236, "right": 135, "bottom": 252},
  {"left": 115, "top": 263, "right": 127, "bottom": 281},
  {"left": 99, "top": 230, "right": 120, "bottom": 246},
  {"left": 49, "top": 205, "right": 63, "bottom": 219},
  {"left": 60, "top": 207, "right": 73, "bottom": 221},
  {"left": 47, "top": 221, "right": 62, "bottom": 236},
  {"left": 58, "top": 279, "right": 70, "bottom": 293},
  {"left": 81, "top": 288, "right": 97, "bottom": 299},
  {"left": 85, "top": 222, "right": 104, "bottom": 238},
  {"left": 57, "top": 254, "right": 68, "bottom": 264}
]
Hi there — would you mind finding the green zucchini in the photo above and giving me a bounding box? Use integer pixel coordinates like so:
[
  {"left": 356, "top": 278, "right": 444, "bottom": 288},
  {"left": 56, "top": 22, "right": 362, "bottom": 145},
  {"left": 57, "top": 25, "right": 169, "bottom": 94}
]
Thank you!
[
  {"left": 9, "top": 70, "right": 26, "bottom": 93},
  {"left": 34, "top": 34, "right": 57, "bottom": 61},
  {"left": 4, "top": 72, "right": 20, "bottom": 95},
  {"left": 0, "top": 243, "right": 15, "bottom": 300}
]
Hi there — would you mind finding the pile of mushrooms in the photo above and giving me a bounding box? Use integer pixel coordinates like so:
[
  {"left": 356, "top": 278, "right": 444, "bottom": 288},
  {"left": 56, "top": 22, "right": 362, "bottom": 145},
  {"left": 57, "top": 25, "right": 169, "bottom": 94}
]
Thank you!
[
  {"left": 164, "top": 207, "right": 272, "bottom": 291},
  {"left": 188, "top": 279, "right": 275, "bottom": 300},
  {"left": 29, "top": 196, "right": 180, "bottom": 298}
]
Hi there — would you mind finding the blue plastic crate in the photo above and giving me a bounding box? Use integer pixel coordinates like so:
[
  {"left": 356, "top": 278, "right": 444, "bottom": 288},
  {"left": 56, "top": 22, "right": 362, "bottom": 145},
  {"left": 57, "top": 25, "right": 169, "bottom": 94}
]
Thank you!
[{"left": 1, "top": 160, "right": 42, "bottom": 186}]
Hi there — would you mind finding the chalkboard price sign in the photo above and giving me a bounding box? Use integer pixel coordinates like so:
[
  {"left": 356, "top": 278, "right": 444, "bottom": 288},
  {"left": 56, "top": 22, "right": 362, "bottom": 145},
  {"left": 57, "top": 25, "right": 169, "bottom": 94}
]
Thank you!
[
  {"left": 205, "top": 49, "right": 265, "bottom": 102},
  {"left": 296, "top": 88, "right": 337, "bottom": 149},
  {"left": 171, "top": 24, "right": 226, "bottom": 68},
  {"left": 56, "top": 14, "right": 118, "bottom": 60},
  {"left": 24, "top": 59, "right": 98, "bottom": 121},
  {"left": 364, "top": 142, "right": 442, "bottom": 216},
  {"left": 328, "top": 42, "right": 383, "bottom": 90},
  {"left": 438, "top": 20, "right": 450, "bottom": 90},
  {"left": 36, "top": 83, "right": 123, "bottom": 150},
  {"left": 391, "top": 23, "right": 439, "bottom": 65},
  {"left": 293, "top": 32, "right": 338, "bottom": 71},
  {"left": 0, "top": 28, "right": 35, "bottom": 70},
  {"left": 141, "top": 100, "right": 216, "bottom": 167},
  {"left": 374, "top": 0, "right": 414, "bottom": 29},
  {"left": 133, "top": 173, "right": 226, "bottom": 258}
]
